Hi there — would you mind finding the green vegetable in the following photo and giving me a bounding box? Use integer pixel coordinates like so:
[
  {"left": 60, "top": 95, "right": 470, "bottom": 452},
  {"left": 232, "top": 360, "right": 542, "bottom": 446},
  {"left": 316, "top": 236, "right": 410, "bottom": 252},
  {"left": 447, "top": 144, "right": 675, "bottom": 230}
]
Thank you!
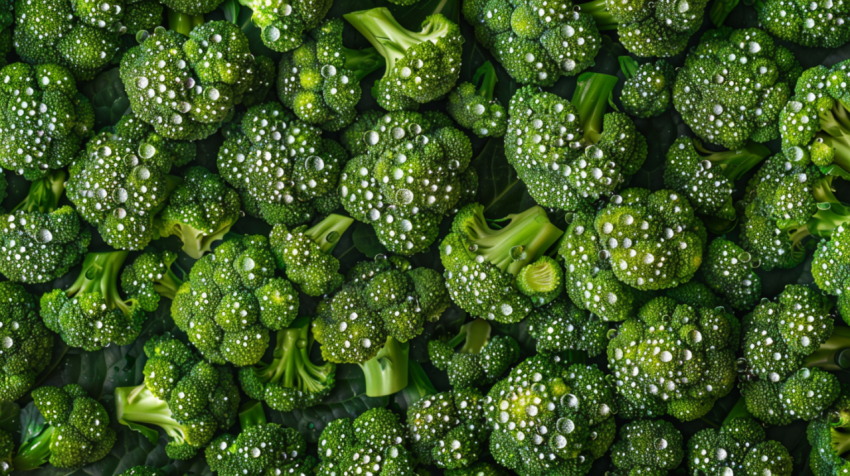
[
  {"left": 527, "top": 297, "right": 608, "bottom": 357},
  {"left": 610, "top": 420, "right": 684, "bottom": 474},
  {"left": 620, "top": 59, "right": 676, "bottom": 119},
  {"left": 428, "top": 319, "right": 520, "bottom": 389},
  {"left": 807, "top": 384, "right": 850, "bottom": 475},
  {"left": 407, "top": 388, "right": 488, "bottom": 470},
  {"left": 755, "top": 0, "right": 850, "bottom": 48},
  {"left": 703, "top": 238, "right": 762, "bottom": 310},
  {"left": 0, "top": 282, "right": 52, "bottom": 403},
  {"left": 447, "top": 61, "right": 507, "bottom": 138},
  {"left": 240, "top": 0, "right": 332, "bottom": 53},
  {"left": 120, "top": 249, "right": 184, "bottom": 312}
]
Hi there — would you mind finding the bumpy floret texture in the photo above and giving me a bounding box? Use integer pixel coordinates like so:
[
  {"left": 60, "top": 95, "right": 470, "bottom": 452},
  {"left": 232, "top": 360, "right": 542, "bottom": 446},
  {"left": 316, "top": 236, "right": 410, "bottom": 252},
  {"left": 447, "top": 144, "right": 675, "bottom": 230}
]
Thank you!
[
  {"left": 428, "top": 324, "right": 521, "bottom": 389},
  {"left": 120, "top": 249, "right": 182, "bottom": 312},
  {"left": 207, "top": 423, "right": 316, "bottom": 476},
  {"left": 673, "top": 28, "right": 801, "bottom": 149},
  {"left": 758, "top": 0, "right": 850, "bottom": 48},
  {"left": 445, "top": 463, "right": 510, "bottom": 476},
  {"left": 407, "top": 389, "right": 488, "bottom": 469},
  {"left": 813, "top": 225, "right": 850, "bottom": 317},
  {"left": 161, "top": 0, "right": 223, "bottom": 15},
  {"left": 703, "top": 238, "right": 762, "bottom": 310},
  {"left": 0, "top": 282, "right": 52, "bottom": 403},
  {"left": 806, "top": 384, "right": 850, "bottom": 476},
  {"left": 664, "top": 138, "right": 738, "bottom": 223},
  {"left": 269, "top": 222, "right": 345, "bottom": 297},
  {"left": 610, "top": 420, "right": 684, "bottom": 473},
  {"left": 247, "top": 0, "right": 332, "bottom": 53},
  {"left": 688, "top": 417, "right": 793, "bottom": 476},
  {"left": 446, "top": 80, "right": 506, "bottom": 138},
  {"left": 622, "top": 61, "right": 675, "bottom": 118},
  {"left": 527, "top": 297, "right": 608, "bottom": 356}
]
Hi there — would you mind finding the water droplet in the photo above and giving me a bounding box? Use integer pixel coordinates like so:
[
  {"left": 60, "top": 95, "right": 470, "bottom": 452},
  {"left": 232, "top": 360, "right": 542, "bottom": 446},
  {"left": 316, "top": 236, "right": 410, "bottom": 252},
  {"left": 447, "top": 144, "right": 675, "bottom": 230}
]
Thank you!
[
  {"left": 37, "top": 229, "right": 52, "bottom": 243},
  {"left": 138, "top": 143, "right": 155, "bottom": 159},
  {"left": 321, "top": 65, "right": 337, "bottom": 77},
  {"left": 510, "top": 245, "right": 526, "bottom": 261},
  {"left": 241, "top": 257, "right": 255, "bottom": 271},
  {"left": 112, "top": 188, "right": 128, "bottom": 203}
]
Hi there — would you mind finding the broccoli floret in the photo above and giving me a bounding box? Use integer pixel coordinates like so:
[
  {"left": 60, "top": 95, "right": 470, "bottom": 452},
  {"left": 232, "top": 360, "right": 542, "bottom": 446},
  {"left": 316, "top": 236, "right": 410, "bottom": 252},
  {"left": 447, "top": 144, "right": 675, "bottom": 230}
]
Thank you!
[
  {"left": 0, "top": 282, "right": 52, "bottom": 403},
  {"left": 806, "top": 384, "right": 850, "bottom": 475},
  {"left": 277, "top": 18, "right": 384, "bottom": 132},
  {"left": 428, "top": 319, "right": 520, "bottom": 389},
  {"left": 620, "top": 58, "right": 676, "bottom": 119},
  {"left": 0, "top": 169, "right": 91, "bottom": 283},
  {"left": 673, "top": 27, "right": 802, "bottom": 149},
  {"left": 664, "top": 137, "right": 771, "bottom": 224},
  {"left": 115, "top": 333, "right": 240, "bottom": 460},
  {"left": 313, "top": 256, "right": 450, "bottom": 396},
  {"left": 238, "top": 316, "right": 336, "bottom": 412},
  {"left": 689, "top": 413, "right": 793, "bottom": 476},
  {"left": 11, "top": 384, "right": 115, "bottom": 470},
  {"left": 703, "top": 238, "right": 762, "bottom": 310},
  {"left": 66, "top": 114, "right": 190, "bottom": 250},
  {"left": 462, "top": 0, "right": 602, "bottom": 86},
  {"left": 445, "top": 463, "right": 510, "bottom": 476},
  {"left": 218, "top": 101, "right": 348, "bottom": 228},
  {"left": 505, "top": 74, "right": 648, "bottom": 209},
  {"left": 447, "top": 61, "right": 507, "bottom": 138},
  {"left": 610, "top": 420, "right": 684, "bottom": 474},
  {"left": 340, "top": 110, "right": 477, "bottom": 256},
  {"left": 171, "top": 235, "right": 299, "bottom": 366},
  {"left": 407, "top": 388, "right": 488, "bottom": 470},
  {"left": 121, "top": 22, "right": 274, "bottom": 140},
  {"left": 753, "top": 0, "right": 850, "bottom": 48},
  {"left": 157, "top": 166, "right": 241, "bottom": 259},
  {"left": 527, "top": 297, "right": 608, "bottom": 357},
  {"left": 810, "top": 225, "right": 850, "bottom": 323},
  {"left": 0, "top": 63, "right": 93, "bottom": 180},
  {"left": 440, "top": 203, "right": 564, "bottom": 323},
  {"left": 484, "top": 355, "right": 617, "bottom": 476},
  {"left": 344, "top": 8, "right": 463, "bottom": 111},
  {"left": 240, "top": 0, "right": 331, "bottom": 53},
  {"left": 121, "top": 249, "right": 185, "bottom": 312},
  {"left": 269, "top": 214, "right": 354, "bottom": 296},
  {"left": 40, "top": 251, "right": 147, "bottom": 351},
  {"left": 609, "top": 295, "right": 740, "bottom": 421},
  {"left": 162, "top": 0, "right": 223, "bottom": 15}
]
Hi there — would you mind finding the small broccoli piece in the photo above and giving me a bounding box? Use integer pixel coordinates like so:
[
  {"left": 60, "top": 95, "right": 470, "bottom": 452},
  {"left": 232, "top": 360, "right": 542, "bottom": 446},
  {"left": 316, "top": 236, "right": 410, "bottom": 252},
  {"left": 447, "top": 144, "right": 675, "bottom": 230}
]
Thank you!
[
  {"left": 313, "top": 256, "right": 450, "bottom": 396},
  {"left": 277, "top": 18, "right": 384, "bottom": 132},
  {"left": 447, "top": 61, "right": 507, "bottom": 138},
  {"left": 440, "top": 203, "right": 564, "bottom": 323},
  {"left": 115, "top": 333, "right": 240, "bottom": 460},
  {"left": 269, "top": 214, "right": 354, "bottom": 296},
  {"left": 664, "top": 137, "right": 771, "bottom": 224},
  {"left": 218, "top": 101, "right": 348, "bottom": 228},
  {"left": 240, "top": 0, "right": 331, "bottom": 53},
  {"left": 445, "top": 463, "right": 509, "bottom": 476},
  {"left": 340, "top": 110, "right": 477, "bottom": 256},
  {"left": 0, "top": 169, "right": 91, "bottom": 283},
  {"left": 67, "top": 114, "right": 190, "bottom": 250},
  {"left": 11, "top": 384, "right": 115, "bottom": 470},
  {"left": 505, "top": 74, "right": 648, "bottom": 209},
  {"left": 674, "top": 27, "right": 802, "bottom": 149},
  {"left": 610, "top": 420, "right": 684, "bottom": 474},
  {"left": 171, "top": 235, "right": 300, "bottom": 366},
  {"left": 527, "top": 297, "right": 608, "bottom": 357},
  {"left": 121, "top": 250, "right": 184, "bottom": 312},
  {"left": 0, "top": 63, "right": 93, "bottom": 180},
  {"left": 407, "top": 388, "right": 488, "bottom": 470},
  {"left": 806, "top": 384, "right": 850, "bottom": 475},
  {"left": 703, "top": 238, "right": 762, "bottom": 310},
  {"left": 157, "top": 166, "right": 241, "bottom": 259},
  {"left": 667, "top": 280, "right": 723, "bottom": 309},
  {"left": 0, "top": 282, "right": 52, "bottom": 403},
  {"left": 754, "top": 0, "right": 850, "bottom": 48},
  {"left": 428, "top": 319, "right": 520, "bottom": 389},
  {"left": 121, "top": 22, "right": 274, "bottom": 140},
  {"left": 344, "top": 8, "right": 463, "bottom": 111},
  {"left": 621, "top": 59, "right": 676, "bottom": 118},
  {"left": 484, "top": 355, "right": 617, "bottom": 476},
  {"left": 162, "top": 0, "right": 223, "bottom": 15},
  {"left": 515, "top": 256, "right": 564, "bottom": 308},
  {"left": 689, "top": 414, "right": 793, "bottom": 476},
  {"left": 41, "top": 251, "right": 147, "bottom": 351},
  {"left": 809, "top": 225, "right": 850, "bottom": 323}
]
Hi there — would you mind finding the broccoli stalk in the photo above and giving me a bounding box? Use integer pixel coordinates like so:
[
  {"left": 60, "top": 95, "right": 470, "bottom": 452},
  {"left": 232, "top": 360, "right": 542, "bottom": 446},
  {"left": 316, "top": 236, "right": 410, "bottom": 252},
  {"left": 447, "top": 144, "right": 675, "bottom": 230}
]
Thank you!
[
  {"left": 471, "top": 62, "right": 498, "bottom": 104},
  {"left": 443, "top": 319, "right": 492, "bottom": 354},
  {"left": 575, "top": 1, "right": 619, "bottom": 31},
  {"left": 304, "top": 214, "right": 355, "bottom": 254},
  {"left": 65, "top": 251, "right": 133, "bottom": 315},
  {"left": 571, "top": 72, "right": 619, "bottom": 146},
  {"left": 359, "top": 336, "right": 409, "bottom": 397},
  {"left": 114, "top": 383, "right": 193, "bottom": 447},
  {"left": 11, "top": 169, "right": 66, "bottom": 214},
  {"left": 784, "top": 177, "right": 850, "bottom": 246},
  {"left": 690, "top": 140, "right": 772, "bottom": 182},
  {"left": 150, "top": 257, "right": 184, "bottom": 302},
  {"left": 167, "top": 8, "right": 204, "bottom": 36},
  {"left": 816, "top": 101, "right": 850, "bottom": 172},
  {"left": 10, "top": 426, "right": 54, "bottom": 471},
  {"left": 340, "top": 47, "right": 385, "bottom": 82},
  {"left": 238, "top": 400, "right": 267, "bottom": 430},
  {"left": 804, "top": 326, "right": 850, "bottom": 371}
]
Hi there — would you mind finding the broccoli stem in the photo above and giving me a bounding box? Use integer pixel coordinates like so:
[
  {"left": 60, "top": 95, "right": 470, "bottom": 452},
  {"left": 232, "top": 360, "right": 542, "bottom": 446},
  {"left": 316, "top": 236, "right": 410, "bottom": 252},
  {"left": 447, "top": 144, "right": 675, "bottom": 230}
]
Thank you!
[
  {"left": 455, "top": 319, "right": 492, "bottom": 354},
  {"left": 305, "top": 214, "right": 355, "bottom": 255},
  {"left": 358, "top": 336, "right": 409, "bottom": 397},
  {"left": 67, "top": 251, "right": 132, "bottom": 316},
  {"left": 818, "top": 102, "right": 850, "bottom": 173},
  {"left": 11, "top": 424, "right": 54, "bottom": 471},
  {"left": 115, "top": 384, "right": 190, "bottom": 446},
  {"left": 12, "top": 169, "right": 66, "bottom": 214},
  {"left": 804, "top": 326, "right": 850, "bottom": 371},
  {"left": 709, "top": 0, "right": 741, "bottom": 26},
  {"left": 343, "top": 47, "right": 386, "bottom": 82},
  {"left": 831, "top": 428, "right": 850, "bottom": 457},
  {"left": 693, "top": 140, "right": 772, "bottom": 182},
  {"left": 805, "top": 201, "right": 850, "bottom": 239},
  {"left": 472, "top": 61, "right": 498, "bottom": 101},
  {"left": 169, "top": 221, "right": 234, "bottom": 260},
  {"left": 168, "top": 8, "right": 204, "bottom": 37},
  {"left": 238, "top": 400, "right": 267, "bottom": 429},
  {"left": 519, "top": 258, "right": 560, "bottom": 294},
  {"left": 578, "top": 0, "right": 619, "bottom": 31},
  {"left": 570, "top": 73, "right": 618, "bottom": 145},
  {"left": 249, "top": 316, "right": 334, "bottom": 394}
]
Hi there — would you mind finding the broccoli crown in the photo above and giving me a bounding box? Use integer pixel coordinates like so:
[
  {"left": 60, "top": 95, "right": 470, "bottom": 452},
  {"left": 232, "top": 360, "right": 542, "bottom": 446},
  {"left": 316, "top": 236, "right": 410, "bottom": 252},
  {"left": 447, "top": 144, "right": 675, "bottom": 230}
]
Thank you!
[
  {"left": 610, "top": 419, "right": 684, "bottom": 473},
  {"left": 121, "top": 249, "right": 184, "bottom": 312},
  {"left": 340, "top": 110, "right": 477, "bottom": 256},
  {"left": 238, "top": 316, "right": 336, "bottom": 412},
  {"left": 742, "top": 367, "right": 840, "bottom": 426},
  {"left": 269, "top": 214, "right": 354, "bottom": 297},
  {"left": 703, "top": 238, "right": 762, "bottom": 310},
  {"left": 806, "top": 383, "right": 850, "bottom": 475},
  {"left": 689, "top": 416, "right": 793, "bottom": 476},
  {"left": 157, "top": 166, "right": 241, "bottom": 259},
  {"left": 277, "top": 18, "right": 384, "bottom": 132},
  {"left": 447, "top": 61, "right": 507, "bottom": 138},
  {"left": 673, "top": 27, "right": 802, "bottom": 149},
  {"left": 316, "top": 407, "right": 416, "bottom": 476},
  {"left": 0, "top": 170, "right": 91, "bottom": 283},
  {"left": 218, "top": 101, "right": 347, "bottom": 228},
  {"left": 247, "top": 0, "right": 332, "bottom": 53},
  {"left": 484, "top": 355, "right": 618, "bottom": 476},
  {"left": 608, "top": 295, "right": 740, "bottom": 421},
  {"left": 461, "top": 0, "right": 601, "bottom": 86},
  {"left": 440, "top": 203, "right": 564, "bottom": 323},
  {"left": 428, "top": 319, "right": 521, "bottom": 389},
  {"left": 41, "top": 251, "right": 147, "bottom": 351},
  {"left": 162, "top": 0, "right": 223, "bottom": 15},
  {"left": 621, "top": 60, "right": 676, "bottom": 119},
  {"left": 0, "top": 63, "right": 93, "bottom": 180},
  {"left": 67, "top": 114, "right": 192, "bottom": 250},
  {"left": 0, "top": 281, "right": 52, "bottom": 403},
  {"left": 407, "top": 388, "right": 489, "bottom": 470},
  {"left": 207, "top": 423, "right": 316, "bottom": 476},
  {"left": 664, "top": 137, "right": 771, "bottom": 223},
  {"left": 505, "top": 75, "right": 648, "bottom": 209},
  {"left": 757, "top": 0, "right": 850, "bottom": 48},
  {"left": 812, "top": 225, "right": 850, "bottom": 316},
  {"left": 120, "top": 23, "right": 273, "bottom": 141},
  {"left": 527, "top": 297, "right": 608, "bottom": 357},
  {"left": 345, "top": 8, "right": 464, "bottom": 111},
  {"left": 171, "top": 235, "right": 300, "bottom": 366}
]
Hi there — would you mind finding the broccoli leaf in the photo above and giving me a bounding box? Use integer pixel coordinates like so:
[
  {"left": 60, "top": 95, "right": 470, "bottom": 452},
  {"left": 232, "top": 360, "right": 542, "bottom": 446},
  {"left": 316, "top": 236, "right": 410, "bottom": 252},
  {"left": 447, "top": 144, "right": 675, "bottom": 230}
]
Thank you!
[{"left": 78, "top": 68, "right": 130, "bottom": 132}]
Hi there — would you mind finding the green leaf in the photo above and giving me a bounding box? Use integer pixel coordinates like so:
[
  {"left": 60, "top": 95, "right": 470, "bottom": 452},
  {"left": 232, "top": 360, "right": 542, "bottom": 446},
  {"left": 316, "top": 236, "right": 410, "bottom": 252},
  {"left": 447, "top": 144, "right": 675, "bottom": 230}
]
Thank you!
[
  {"left": 220, "top": 0, "right": 240, "bottom": 23},
  {"left": 821, "top": 164, "right": 850, "bottom": 180},
  {"left": 710, "top": 0, "right": 740, "bottom": 26},
  {"left": 471, "top": 139, "right": 536, "bottom": 217},
  {"left": 352, "top": 222, "right": 388, "bottom": 258},
  {"left": 78, "top": 68, "right": 130, "bottom": 131},
  {"left": 17, "top": 402, "right": 44, "bottom": 447},
  {"left": 618, "top": 56, "right": 639, "bottom": 79}
]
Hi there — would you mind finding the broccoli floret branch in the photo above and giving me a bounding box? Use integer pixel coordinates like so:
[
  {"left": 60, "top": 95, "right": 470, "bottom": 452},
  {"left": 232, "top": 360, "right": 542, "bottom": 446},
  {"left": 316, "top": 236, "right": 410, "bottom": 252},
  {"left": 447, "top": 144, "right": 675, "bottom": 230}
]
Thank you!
[
  {"left": 472, "top": 61, "right": 498, "bottom": 102},
  {"left": 238, "top": 400, "right": 267, "bottom": 430},
  {"left": 692, "top": 140, "right": 772, "bottom": 182},
  {"left": 341, "top": 47, "right": 386, "bottom": 82},
  {"left": 578, "top": 0, "right": 619, "bottom": 31},
  {"left": 357, "top": 336, "right": 409, "bottom": 397},
  {"left": 443, "top": 319, "right": 493, "bottom": 354},
  {"left": 115, "top": 384, "right": 191, "bottom": 447},
  {"left": 305, "top": 214, "right": 355, "bottom": 254},
  {"left": 12, "top": 169, "right": 67, "bottom": 214},
  {"left": 805, "top": 326, "right": 850, "bottom": 371},
  {"left": 67, "top": 252, "right": 134, "bottom": 316},
  {"left": 10, "top": 424, "right": 54, "bottom": 471},
  {"left": 571, "top": 72, "right": 618, "bottom": 145},
  {"left": 817, "top": 101, "right": 850, "bottom": 172},
  {"left": 831, "top": 428, "right": 850, "bottom": 458},
  {"left": 153, "top": 255, "right": 185, "bottom": 302},
  {"left": 167, "top": 8, "right": 204, "bottom": 36}
]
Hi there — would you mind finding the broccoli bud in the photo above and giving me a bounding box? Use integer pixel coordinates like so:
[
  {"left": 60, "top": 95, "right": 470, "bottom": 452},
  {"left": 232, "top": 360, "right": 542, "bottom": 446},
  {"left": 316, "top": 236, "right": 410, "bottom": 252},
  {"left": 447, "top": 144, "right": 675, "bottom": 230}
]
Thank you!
[
  {"left": 428, "top": 319, "right": 520, "bottom": 389},
  {"left": 527, "top": 297, "right": 608, "bottom": 357},
  {"left": 447, "top": 61, "right": 507, "bottom": 138},
  {"left": 620, "top": 58, "right": 676, "bottom": 119},
  {"left": 317, "top": 408, "right": 415, "bottom": 475},
  {"left": 121, "top": 250, "right": 185, "bottom": 312},
  {"left": 806, "top": 384, "right": 850, "bottom": 475},
  {"left": 703, "top": 238, "right": 762, "bottom": 310},
  {"left": 610, "top": 420, "right": 684, "bottom": 474},
  {"left": 240, "top": 0, "right": 332, "bottom": 53},
  {"left": 754, "top": 0, "right": 850, "bottom": 48},
  {"left": 0, "top": 282, "right": 53, "bottom": 403}
]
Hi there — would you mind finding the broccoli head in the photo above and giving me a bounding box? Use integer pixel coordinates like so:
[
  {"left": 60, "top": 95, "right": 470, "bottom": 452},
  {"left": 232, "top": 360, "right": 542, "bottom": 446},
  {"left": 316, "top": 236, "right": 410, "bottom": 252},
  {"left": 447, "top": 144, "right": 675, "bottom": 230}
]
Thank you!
[
  {"left": 428, "top": 319, "right": 520, "bottom": 389},
  {"left": 447, "top": 61, "right": 507, "bottom": 138},
  {"left": 313, "top": 256, "right": 450, "bottom": 396},
  {"left": 527, "top": 296, "right": 608, "bottom": 357},
  {"left": 67, "top": 114, "right": 191, "bottom": 250},
  {"left": 610, "top": 420, "right": 684, "bottom": 474},
  {"left": 171, "top": 235, "right": 300, "bottom": 366},
  {"left": 811, "top": 225, "right": 850, "bottom": 323},
  {"left": 703, "top": 238, "right": 762, "bottom": 310},
  {"left": 340, "top": 110, "right": 477, "bottom": 255},
  {"left": 121, "top": 22, "right": 274, "bottom": 140},
  {"left": 242, "top": 0, "right": 332, "bottom": 53},
  {"left": 0, "top": 282, "right": 52, "bottom": 403},
  {"left": 277, "top": 18, "right": 385, "bottom": 132},
  {"left": 163, "top": 0, "right": 224, "bottom": 15},
  {"left": 345, "top": 8, "right": 463, "bottom": 111},
  {"left": 218, "top": 101, "right": 348, "bottom": 228},
  {"left": 620, "top": 58, "right": 676, "bottom": 119},
  {"left": 115, "top": 333, "right": 240, "bottom": 459},
  {"left": 121, "top": 249, "right": 184, "bottom": 312},
  {"left": 689, "top": 416, "right": 793, "bottom": 476},
  {"left": 673, "top": 27, "right": 802, "bottom": 149},
  {"left": 755, "top": 0, "right": 850, "bottom": 48},
  {"left": 440, "top": 203, "right": 564, "bottom": 324},
  {"left": 806, "top": 384, "right": 850, "bottom": 475},
  {"left": 505, "top": 73, "right": 648, "bottom": 209}
]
